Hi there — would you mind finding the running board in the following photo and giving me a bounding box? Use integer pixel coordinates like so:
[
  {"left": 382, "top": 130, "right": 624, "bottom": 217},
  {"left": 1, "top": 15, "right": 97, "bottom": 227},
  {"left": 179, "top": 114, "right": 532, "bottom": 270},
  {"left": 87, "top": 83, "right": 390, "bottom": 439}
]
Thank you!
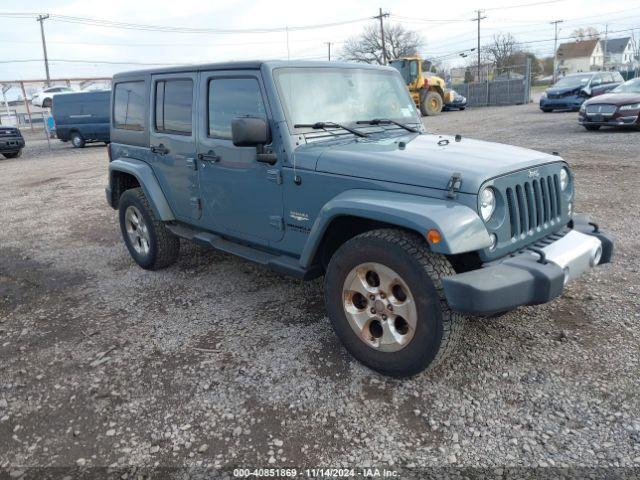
[{"left": 166, "top": 224, "right": 319, "bottom": 279}]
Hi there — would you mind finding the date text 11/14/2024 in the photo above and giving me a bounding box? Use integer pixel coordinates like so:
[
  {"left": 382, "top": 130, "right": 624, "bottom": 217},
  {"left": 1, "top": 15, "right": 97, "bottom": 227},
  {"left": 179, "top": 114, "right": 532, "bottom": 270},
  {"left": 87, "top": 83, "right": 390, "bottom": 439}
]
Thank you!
[{"left": 232, "top": 467, "right": 399, "bottom": 477}]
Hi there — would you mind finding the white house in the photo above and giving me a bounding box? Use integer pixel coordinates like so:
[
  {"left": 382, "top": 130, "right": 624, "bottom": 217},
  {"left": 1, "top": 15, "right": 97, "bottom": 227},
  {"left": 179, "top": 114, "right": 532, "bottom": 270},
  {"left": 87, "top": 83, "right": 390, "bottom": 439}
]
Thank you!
[
  {"left": 602, "top": 37, "right": 638, "bottom": 70},
  {"left": 556, "top": 39, "right": 604, "bottom": 74}
]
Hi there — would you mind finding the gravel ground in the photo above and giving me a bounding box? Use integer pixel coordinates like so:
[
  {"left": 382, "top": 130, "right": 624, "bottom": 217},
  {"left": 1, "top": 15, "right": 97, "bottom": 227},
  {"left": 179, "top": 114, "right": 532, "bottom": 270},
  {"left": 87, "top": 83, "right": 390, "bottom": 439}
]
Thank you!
[{"left": 1, "top": 104, "right": 639, "bottom": 477}]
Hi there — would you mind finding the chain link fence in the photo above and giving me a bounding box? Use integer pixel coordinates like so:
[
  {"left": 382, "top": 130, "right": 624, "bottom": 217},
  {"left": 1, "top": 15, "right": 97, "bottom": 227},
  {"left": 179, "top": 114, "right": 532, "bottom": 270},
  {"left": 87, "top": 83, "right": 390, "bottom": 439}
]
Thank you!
[
  {"left": 449, "top": 61, "right": 532, "bottom": 107},
  {"left": 1, "top": 77, "right": 111, "bottom": 130}
]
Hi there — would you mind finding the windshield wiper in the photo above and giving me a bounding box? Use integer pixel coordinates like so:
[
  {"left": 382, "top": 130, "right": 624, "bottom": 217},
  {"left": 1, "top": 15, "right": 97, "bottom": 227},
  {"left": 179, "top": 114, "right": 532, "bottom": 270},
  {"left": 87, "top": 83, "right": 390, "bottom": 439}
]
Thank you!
[
  {"left": 356, "top": 118, "right": 419, "bottom": 133},
  {"left": 293, "top": 121, "right": 369, "bottom": 138}
]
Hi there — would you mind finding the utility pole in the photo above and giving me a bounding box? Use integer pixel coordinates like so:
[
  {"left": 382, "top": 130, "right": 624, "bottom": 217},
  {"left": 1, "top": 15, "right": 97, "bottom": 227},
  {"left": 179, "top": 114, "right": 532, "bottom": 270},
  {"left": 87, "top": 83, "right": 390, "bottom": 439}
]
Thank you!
[
  {"left": 37, "top": 14, "right": 51, "bottom": 85},
  {"left": 473, "top": 10, "right": 486, "bottom": 82},
  {"left": 374, "top": 8, "right": 390, "bottom": 65},
  {"left": 325, "top": 42, "right": 332, "bottom": 61},
  {"left": 551, "top": 20, "right": 564, "bottom": 83},
  {"left": 603, "top": 24, "right": 608, "bottom": 70}
]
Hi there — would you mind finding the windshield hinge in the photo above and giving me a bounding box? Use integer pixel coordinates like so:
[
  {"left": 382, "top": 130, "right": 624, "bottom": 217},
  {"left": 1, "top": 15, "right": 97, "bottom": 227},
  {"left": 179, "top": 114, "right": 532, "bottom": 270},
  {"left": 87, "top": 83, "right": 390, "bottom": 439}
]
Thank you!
[{"left": 447, "top": 172, "right": 462, "bottom": 199}]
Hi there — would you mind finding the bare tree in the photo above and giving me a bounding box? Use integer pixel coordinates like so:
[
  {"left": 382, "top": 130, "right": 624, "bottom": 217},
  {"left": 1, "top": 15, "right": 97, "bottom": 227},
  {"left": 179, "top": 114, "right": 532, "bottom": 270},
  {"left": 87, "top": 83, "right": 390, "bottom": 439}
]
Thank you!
[
  {"left": 571, "top": 27, "right": 600, "bottom": 41},
  {"left": 341, "top": 23, "right": 424, "bottom": 64},
  {"left": 484, "top": 33, "right": 520, "bottom": 69}
]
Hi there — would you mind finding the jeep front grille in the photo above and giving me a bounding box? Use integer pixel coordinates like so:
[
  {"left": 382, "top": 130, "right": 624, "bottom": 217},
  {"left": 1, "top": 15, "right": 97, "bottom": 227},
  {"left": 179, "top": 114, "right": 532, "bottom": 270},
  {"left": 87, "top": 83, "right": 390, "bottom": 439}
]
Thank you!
[{"left": 505, "top": 175, "right": 562, "bottom": 238}]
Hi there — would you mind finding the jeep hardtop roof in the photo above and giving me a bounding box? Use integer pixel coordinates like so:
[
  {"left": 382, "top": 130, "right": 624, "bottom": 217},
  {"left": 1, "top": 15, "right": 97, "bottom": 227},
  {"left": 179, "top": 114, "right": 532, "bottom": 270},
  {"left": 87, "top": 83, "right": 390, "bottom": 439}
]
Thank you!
[{"left": 112, "top": 60, "right": 396, "bottom": 81}]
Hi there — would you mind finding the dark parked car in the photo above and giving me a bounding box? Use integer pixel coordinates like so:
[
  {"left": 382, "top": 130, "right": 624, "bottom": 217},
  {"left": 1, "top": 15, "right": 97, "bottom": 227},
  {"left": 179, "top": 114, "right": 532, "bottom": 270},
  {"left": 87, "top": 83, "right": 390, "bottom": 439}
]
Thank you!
[
  {"left": 540, "top": 71, "right": 624, "bottom": 112},
  {"left": 52, "top": 90, "right": 110, "bottom": 148},
  {"left": 443, "top": 89, "right": 467, "bottom": 111},
  {"left": 0, "top": 126, "right": 25, "bottom": 159},
  {"left": 578, "top": 77, "right": 640, "bottom": 130}
]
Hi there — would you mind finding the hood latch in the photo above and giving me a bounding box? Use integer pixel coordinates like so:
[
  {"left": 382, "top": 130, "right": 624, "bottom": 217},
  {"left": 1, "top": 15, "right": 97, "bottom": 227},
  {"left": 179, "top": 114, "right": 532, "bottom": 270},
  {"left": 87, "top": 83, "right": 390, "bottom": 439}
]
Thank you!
[{"left": 447, "top": 172, "right": 462, "bottom": 199}]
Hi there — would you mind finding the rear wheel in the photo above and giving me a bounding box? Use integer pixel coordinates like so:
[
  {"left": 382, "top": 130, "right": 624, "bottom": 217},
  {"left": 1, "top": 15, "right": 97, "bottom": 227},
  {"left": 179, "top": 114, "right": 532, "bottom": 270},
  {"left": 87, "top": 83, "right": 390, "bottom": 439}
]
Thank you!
[
  {"left": 118, "top": 188, "right": 180, "bottom": 270},
  {"left": 70, "top": 131, "right": 85, "bottom": 148},
  {"left": 541, "top": 108, "right": 553, "bottom": 113},
  {"left": 420, "top": 91, "right": 443, "bottom": 116},
  {"left": 584, "top": 125, "right": 601, "bottom": 131},
  {"left": 324, "top": 229, "right": 464, "bottom": 377}
]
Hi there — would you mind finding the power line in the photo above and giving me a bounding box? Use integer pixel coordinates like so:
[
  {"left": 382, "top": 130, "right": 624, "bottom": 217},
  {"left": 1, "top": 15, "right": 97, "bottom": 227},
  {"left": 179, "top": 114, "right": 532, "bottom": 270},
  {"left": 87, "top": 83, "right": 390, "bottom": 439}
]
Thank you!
[
  {"left": 482, "top": 0, "right": 567, "bottom": 11},
  {"left": 0, "top": 12, "right": 372, "bottom": 34},
  {"left": 0, "top": 38, "right": 346, "bottom": 48},
  {"left": 423, "top": 26, "right": 640, "bottom": 63}
]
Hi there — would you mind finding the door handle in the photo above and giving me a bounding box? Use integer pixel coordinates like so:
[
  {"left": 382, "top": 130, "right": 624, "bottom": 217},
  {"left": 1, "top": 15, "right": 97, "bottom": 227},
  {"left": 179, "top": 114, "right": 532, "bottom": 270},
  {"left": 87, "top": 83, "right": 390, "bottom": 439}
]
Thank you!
[
  {"left": 197, "top": 150, "right": 221, "bottom": 163},
  {"left": 151, "top": 144, "right": 170, "bottom": 155}
]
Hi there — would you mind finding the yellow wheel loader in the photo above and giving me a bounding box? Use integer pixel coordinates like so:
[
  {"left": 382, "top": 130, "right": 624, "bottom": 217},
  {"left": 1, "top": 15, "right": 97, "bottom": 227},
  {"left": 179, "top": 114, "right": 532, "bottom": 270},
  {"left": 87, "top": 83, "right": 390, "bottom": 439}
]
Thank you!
[{"left": 389, "top": 56, "right": 453, "bottom": 116}]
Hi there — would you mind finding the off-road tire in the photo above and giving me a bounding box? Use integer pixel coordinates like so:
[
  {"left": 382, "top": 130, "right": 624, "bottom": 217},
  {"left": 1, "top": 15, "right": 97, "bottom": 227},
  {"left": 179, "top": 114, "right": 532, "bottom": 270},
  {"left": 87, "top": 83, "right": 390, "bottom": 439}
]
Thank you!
[
  {"left": 70, "top": 131, "right": 85, "bottom": 148},
  {"left": 118, "top": 188, "right": 180, "bottom": 270},
  {"left": 3, "top": 149, "right": 22, "bottom": 159},
  {"left": 584, "top": 125, "right": 601, "bottom": 131},
  {"left": 420, "top": 91, "right": 443, "bottom": 116},
  {"left": 324, "top": 228, "right": 464, "bottom": 377}
]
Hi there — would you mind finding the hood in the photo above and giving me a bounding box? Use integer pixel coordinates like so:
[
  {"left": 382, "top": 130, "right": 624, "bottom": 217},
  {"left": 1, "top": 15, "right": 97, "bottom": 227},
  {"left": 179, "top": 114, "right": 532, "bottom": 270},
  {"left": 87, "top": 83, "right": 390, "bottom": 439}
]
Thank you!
[
  {"left": 0, "top": 126, "right": 21, "bottom": 136},
  {"left": 311, "top": 133, "right": 561, "bottom": 194},
  {"left": 546, "top": 85, "right": 583, "bottom": 95},
  {"left": 584, "top": 92, "right": 640, "bottom": 106}
]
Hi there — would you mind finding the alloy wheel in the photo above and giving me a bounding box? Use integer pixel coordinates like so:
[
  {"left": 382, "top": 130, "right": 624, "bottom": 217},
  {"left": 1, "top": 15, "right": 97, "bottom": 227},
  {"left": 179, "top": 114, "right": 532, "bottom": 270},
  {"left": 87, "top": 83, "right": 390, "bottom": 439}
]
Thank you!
[
  {"left": 125, "top": 206, "right": 150, "bottom": 256},
  {"left": 342, "top": 262, "right": 418, "bottom": 352}
]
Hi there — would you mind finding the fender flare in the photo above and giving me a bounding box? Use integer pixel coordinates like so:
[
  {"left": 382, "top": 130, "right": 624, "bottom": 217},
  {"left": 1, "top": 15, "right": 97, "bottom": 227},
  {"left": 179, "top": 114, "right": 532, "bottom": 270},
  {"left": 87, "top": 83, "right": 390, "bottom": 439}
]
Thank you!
[
  {"left": 299, "top": 189, "right": 491, "bottom": 268},
  {"left": 108, "top": 158, "right": 175, "bottom": 221}
]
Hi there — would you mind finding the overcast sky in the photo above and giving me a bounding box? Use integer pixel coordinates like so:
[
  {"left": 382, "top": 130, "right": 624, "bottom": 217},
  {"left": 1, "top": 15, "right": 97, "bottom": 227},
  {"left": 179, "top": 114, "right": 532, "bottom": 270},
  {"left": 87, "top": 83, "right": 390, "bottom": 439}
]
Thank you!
[{"left": 0, "top": 0, "right": 638, "bottom": 83}]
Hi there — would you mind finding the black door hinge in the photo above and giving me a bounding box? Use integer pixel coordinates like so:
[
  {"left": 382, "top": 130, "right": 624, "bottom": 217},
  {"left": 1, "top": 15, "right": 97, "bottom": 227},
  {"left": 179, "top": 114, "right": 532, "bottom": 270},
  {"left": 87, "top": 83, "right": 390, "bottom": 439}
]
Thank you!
[{"left": 447, "top": 172, "right": 462, "bottom": 199}]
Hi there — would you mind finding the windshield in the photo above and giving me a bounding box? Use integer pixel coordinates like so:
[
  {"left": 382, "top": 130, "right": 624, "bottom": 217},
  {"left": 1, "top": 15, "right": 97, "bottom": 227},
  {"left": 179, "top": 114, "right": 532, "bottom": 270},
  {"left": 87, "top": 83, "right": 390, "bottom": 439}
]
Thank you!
[
  {"left": 275, "top": 67, "right": 420, "bottom": 128},
  {"left": 612, "top": 78, "right": 640, "bottom": 94},
  {"left": 553, "top": 74, "right": 591, "bottom": 89}
]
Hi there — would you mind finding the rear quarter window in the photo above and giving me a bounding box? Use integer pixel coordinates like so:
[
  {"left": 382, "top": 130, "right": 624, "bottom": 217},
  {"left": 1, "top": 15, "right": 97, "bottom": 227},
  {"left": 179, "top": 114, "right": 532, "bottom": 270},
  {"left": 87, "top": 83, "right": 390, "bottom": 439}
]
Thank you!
[{"left": 113, "top": 81, "right": 145, "bottom": 131}]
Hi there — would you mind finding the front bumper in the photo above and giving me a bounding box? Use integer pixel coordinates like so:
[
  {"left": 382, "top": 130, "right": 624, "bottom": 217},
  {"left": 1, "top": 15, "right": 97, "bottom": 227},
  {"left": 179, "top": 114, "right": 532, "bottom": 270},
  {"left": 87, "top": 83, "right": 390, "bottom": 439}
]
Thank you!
[
  {"left": 578, "top": 111, "right": 639, "bottom": 127},
  {"left": 442, "top": 215, "right": 613, "bottom": 315},
  {"left": 540, "top": 96, "right": 583, "bottom": 110},
  {"left": 0, "top": 137, "right": 25, "bottom": 152}
]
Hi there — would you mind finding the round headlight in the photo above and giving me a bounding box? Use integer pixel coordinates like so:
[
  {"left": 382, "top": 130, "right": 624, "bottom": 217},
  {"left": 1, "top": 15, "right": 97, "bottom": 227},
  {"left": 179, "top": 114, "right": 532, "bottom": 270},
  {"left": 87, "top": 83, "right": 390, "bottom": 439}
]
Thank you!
[
  {"left": 479, "top": 187, "right": 496, "bottom": 222},
  {"left": 560, "top": 168, "right": 569, "bottom": 191}
]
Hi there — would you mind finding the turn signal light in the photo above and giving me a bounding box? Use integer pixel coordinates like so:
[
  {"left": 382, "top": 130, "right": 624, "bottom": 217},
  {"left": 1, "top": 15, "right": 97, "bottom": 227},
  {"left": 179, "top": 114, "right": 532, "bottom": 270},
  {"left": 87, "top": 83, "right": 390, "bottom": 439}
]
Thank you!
[{"left": 427, "top": 229, "right": 441, "bottom": 244}]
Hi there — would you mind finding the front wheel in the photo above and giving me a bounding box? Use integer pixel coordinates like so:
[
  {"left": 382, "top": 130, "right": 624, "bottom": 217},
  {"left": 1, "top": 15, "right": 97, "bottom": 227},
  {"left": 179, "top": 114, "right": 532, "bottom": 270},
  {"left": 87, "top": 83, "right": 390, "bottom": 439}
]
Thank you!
[
  {"left": 324, "top": 229, "right": 464, "bottom": 377},
  {"left": 118, "top": 188, "right": 180, "bottom": 270},
  {"left": 70, "top": 131, "right": 85, "bottom": 148},
  {"left": 420, "top": 91, "right": 443, "bottom": 116}
]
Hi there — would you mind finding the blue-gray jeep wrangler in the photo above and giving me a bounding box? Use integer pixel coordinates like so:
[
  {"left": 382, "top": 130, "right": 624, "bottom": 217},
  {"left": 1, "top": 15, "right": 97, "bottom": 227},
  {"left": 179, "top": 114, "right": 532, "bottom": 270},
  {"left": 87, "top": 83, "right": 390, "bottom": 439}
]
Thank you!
[{"left": 106, "top": 61, "right": 613, "bottom": 377}]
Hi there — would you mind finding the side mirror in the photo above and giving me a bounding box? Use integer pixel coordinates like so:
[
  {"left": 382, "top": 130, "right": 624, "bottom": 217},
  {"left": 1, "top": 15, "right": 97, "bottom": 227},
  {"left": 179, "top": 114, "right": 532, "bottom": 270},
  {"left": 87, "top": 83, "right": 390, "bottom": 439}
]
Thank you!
[{"left": 231, "top": 117, "right": 270, "bottom": 147}]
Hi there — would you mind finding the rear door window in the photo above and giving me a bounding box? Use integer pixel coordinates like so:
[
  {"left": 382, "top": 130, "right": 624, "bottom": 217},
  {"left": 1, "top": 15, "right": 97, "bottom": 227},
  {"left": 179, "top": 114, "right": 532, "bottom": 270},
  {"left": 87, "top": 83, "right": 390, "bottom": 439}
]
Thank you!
[
  {"left": 154, "top": 79, "right": 193, "bottom": 135},
  {"left": 113, "top": 81, "right": 145, "bottom": 131}
]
